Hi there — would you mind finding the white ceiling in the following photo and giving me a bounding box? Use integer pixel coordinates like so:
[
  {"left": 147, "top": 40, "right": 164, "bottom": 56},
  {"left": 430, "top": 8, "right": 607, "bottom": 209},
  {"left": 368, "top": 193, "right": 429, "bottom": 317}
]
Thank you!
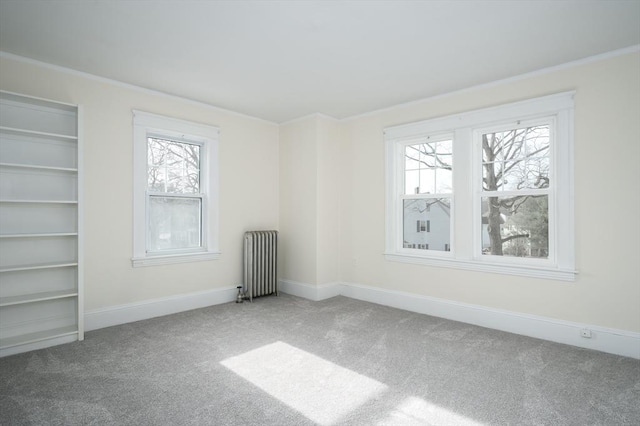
[{"left": 1, "top": 1, "right": 639, "bottom": 123}]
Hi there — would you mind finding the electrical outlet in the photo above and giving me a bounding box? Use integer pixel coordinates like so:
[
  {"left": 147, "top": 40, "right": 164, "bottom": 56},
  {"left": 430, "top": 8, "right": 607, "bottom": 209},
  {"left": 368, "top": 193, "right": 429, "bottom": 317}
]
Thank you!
[{"left": 580, "top": 328, "right": 592, "bottom": 338}]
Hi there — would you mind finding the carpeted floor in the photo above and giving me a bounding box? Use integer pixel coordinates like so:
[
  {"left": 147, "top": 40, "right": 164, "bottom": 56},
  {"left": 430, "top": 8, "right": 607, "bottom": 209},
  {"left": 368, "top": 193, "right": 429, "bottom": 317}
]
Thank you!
[{"left": 0, "top": 294, "right": 638, "bottom": 425}]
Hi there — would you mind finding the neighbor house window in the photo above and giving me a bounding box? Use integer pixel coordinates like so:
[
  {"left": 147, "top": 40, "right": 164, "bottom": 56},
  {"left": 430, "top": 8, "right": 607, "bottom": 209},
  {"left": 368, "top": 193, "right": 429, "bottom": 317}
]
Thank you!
[
  {"left": 132, "top": 111, "right": 220, "bottom": 267},
  {"left": 385, "top": 92, "right": 575, "bottom": 280},
  {"left": 416, "top": 220, "right": 430, "bottom": 233}
]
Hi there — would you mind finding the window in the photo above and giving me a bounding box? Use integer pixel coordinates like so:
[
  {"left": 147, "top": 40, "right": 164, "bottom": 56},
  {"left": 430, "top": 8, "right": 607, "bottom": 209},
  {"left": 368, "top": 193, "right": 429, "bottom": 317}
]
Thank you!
[
  {"left": 402, "top": 136, "right": 453, "bottom": 252},
  {"left": 385, "top": 93, "right": 575, "bottom": 280},
  {"left": 479, "top": 122, "right": 551, "bottom": 259},
  {"left": 132, "top": 111, "right": 219, "bottom": 267}
]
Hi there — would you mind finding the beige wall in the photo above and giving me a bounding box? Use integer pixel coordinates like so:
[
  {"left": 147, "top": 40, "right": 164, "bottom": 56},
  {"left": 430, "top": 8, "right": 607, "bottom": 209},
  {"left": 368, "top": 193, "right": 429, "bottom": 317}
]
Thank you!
[
  {"left": 2, "top": 51, "right": 638, "bottom": 333},
  {"left": 279, "top": 115, "right": 342, "bottom": 285},
  {"left": 279, "top": 117, "right": 318, "bottom": 285},
  {"left": 315, "top": 116, "right": 342, "bottom": 285},
  {"left": 0, "top": 56, "right": 280, "bottom": 311},
  {"left": 339, "top": 52, "right": 640, "bottom": 332}
]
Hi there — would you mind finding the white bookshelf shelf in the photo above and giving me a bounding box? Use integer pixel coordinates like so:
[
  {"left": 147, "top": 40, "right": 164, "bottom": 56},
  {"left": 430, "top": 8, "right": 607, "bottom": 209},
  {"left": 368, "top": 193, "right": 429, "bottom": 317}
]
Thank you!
[
  {"left": 0, "top": 199, "right": 78, "bottom": 204},
  {"left": 0, "top": 262, "right": 78, "bottom": 273},
  {"left": 0, "top": 162, "right": 78, "bottom": 172},
  {"left": 0, "top": 233, "right": 78, "bottom": 238},
  {"left": 0, "top": 126, "right": 77, "bottom": 141},
  {"left": 0, "top": 90, "right": 83, "bottom": 356},
  {"left": 0, "top": 291, "right": 78, "bottom": 307}
]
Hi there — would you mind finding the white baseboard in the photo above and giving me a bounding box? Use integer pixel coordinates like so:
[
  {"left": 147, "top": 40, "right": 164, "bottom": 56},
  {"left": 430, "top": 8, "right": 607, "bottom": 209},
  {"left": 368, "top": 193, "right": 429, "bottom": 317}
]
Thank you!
[
  {"left": 280, "top": 279, "right": 640, "bottom": 359},
  {"left": 278, "top": 279, "right": 342, "bottom": 301},
  {"left": 84, "top": 286, "right": 237, "bottom": 331}
]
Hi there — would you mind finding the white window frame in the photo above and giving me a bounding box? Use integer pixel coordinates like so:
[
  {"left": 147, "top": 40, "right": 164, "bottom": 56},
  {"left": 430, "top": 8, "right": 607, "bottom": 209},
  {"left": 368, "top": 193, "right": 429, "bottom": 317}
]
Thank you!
[
  {"left": 385, "top": 92, "right": 576, "bottom": 281},
  {"left": 132, "top": 110, "right": 220, "bottom": 267}
]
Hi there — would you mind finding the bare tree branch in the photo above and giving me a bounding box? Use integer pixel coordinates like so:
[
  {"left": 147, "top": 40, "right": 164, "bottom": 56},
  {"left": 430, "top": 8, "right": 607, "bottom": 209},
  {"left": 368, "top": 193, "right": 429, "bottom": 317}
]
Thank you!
[{"left": 501, "top": 233, "right": 530, "bottom": 244}]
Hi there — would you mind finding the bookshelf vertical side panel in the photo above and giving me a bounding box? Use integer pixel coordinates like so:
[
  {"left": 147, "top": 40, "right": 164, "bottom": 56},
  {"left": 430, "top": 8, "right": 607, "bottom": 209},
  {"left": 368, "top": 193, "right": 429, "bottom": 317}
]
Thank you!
[{"left": 76, "top": 105, "right": 84, "bottom": 341}]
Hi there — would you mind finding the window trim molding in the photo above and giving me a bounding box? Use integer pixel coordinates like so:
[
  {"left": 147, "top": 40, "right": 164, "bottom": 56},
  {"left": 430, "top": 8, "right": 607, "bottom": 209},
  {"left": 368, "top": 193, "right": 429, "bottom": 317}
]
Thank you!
[
  {"left": 384, "top": 92, "right": 576, "bottom": 281},
  {"left": 132, "top": 110, "right": 220, "bottom": 267}
]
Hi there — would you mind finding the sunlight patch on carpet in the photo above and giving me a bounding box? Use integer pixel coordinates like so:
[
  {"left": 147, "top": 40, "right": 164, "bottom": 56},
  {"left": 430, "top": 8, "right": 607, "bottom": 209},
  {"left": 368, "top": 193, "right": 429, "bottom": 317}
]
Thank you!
[
  {"left": 221, "top": 341, "right": 387, "bottom": 425},
  {"left": 378, "top": 396, "right": 484, "bottom": 425}
]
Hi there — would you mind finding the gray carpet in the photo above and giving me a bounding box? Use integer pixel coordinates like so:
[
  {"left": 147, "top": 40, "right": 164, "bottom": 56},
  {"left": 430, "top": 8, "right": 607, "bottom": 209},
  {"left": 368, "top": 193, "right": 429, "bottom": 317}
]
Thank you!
[{"left": 0, "top": 294, "right": 638, "bottom": 425}]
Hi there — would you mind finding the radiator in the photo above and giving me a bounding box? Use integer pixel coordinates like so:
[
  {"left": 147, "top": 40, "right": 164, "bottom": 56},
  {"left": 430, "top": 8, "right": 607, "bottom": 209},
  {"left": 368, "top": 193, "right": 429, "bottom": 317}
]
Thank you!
[{"left": 243, "top": 230, "right": 278, "bottom": 301}]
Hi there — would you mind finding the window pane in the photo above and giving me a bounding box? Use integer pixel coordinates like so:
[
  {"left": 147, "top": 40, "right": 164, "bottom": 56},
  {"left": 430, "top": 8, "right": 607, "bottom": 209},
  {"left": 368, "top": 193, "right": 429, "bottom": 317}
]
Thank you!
[
  {"left": 419, "top": 169, "right": 435, "bottom": 194},
  {"left": 501, "top": 161, "right": 524, "bottom": 191},
  {"left": 148, "top": 138, "right": 167, "bottom": 192},
  {"left": 419, "top": 144, "right": 436, "bottom": 167},
  {"left": 435, "top": 168, "right": 452, "bottom": 193},
  {"left": 405, "top": 146, "right": 420, "bottom": 170},
  {"left": 147, "top": 137, "right": 200, "bottom": 193},
  {"left": 436, "top": 139, "right": 452, "bottom": 155},
  {"left": 403, "top": 198, "right": 451, "bottom": 251},
  {"left": 405, "top": 170, "right": 420, "bottom": 195},
  {"left": 481, "top": 125, "right": 549, "bottom": 192},
  {"left": 147, "top": 166, "right": 166, "bottom": 192},
  {"left": 148, "top": 197, "right": 202, "bottom": 252},
  {"left": 481, "top": 195, "right": 548, "bottom": 258},
  {"left": 526, "top": 156, "right": 550, "bottom": 189}
]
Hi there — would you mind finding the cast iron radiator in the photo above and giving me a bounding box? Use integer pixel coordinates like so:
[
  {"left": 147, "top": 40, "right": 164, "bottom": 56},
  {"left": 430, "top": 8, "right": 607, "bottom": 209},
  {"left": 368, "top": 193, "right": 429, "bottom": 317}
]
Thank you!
[{"left": 243, "top": 230, "right": 278, "bottom": 301}]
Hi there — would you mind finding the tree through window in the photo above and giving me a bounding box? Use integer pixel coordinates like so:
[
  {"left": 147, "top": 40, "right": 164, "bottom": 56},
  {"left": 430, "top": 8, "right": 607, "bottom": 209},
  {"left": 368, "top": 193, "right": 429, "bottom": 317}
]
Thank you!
[{"left": 480, "top": 124, "right": 550, "bottom": 258}]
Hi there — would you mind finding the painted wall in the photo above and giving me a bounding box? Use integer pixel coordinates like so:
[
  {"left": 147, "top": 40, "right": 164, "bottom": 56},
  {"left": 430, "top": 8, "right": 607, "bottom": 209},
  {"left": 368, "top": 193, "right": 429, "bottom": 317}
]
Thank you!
[
  {"left": 339, "top": 52, "right": 640, "bottom": 332},
  {"left": 315, "top": 116, "right": 342, "bottom": 285},
  {"left": 1, "top": 50, "right": 638, "bottom": 336},
  {"left": 279, "top": 115, "right": 342, "bottom": 286},
  {"left": 279, "top": 117, "right": 318, "bottom": 285},
  {"left": 0, "top": 55, "right": 280, "bottom": 312}
]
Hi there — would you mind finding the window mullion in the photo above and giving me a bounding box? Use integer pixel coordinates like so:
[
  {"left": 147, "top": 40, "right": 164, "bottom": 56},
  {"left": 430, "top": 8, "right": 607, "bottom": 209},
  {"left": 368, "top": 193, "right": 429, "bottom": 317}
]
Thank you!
[{"left": 454, "top": 128, "right": 473, "bottom": 260}]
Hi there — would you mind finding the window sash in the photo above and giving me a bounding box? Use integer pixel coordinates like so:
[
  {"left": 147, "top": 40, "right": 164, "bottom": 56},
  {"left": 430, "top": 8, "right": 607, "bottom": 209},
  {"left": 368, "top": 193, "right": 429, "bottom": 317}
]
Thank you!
[
  {"left": 147, "top": 136, "right": 202, "bottom": 194},
  {"left": 145, "top": 192, "right": 206, "bottom": 255},
  {"left": 473, "top": 118, "right": 555, "bottom": 265}
]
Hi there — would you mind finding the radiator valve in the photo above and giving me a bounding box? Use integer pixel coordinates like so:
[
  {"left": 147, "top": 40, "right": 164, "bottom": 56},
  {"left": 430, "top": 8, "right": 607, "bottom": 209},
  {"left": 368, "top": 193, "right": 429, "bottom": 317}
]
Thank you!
[{"left": 236, "top": 286, "right": 245, "bottom": 303}]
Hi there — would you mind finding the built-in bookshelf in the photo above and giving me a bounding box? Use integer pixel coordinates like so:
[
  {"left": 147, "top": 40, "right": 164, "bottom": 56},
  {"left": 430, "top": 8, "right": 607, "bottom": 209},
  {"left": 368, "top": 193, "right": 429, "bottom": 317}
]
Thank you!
[{"left": 0, "top": 90, "right": 83, "bottom": 357}]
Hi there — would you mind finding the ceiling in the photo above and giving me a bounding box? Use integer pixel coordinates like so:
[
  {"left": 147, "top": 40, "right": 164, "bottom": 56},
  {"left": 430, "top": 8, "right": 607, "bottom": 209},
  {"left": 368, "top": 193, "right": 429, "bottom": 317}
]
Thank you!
[{"left": 1, "top": 1, "right": 638, "bottom": 123}]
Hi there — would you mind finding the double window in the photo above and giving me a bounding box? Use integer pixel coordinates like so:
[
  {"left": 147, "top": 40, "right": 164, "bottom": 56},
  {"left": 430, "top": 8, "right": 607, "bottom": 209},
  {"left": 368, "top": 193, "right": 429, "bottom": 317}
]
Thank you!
[
  {"left": 132, "top": 111, "right": 220, "bottom": 267},
  {"left": 385, "top": 93, "right": 575, "bottom": 280}
]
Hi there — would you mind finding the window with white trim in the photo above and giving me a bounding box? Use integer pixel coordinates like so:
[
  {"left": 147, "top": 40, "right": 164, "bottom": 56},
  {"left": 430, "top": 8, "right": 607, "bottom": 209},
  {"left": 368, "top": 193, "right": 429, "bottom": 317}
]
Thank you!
[
  {"left": 385, "top": 93, "right": 575, "bottom": 280},
  {"left": 132, "top": 111, "right": 220, "bottom": 267}
]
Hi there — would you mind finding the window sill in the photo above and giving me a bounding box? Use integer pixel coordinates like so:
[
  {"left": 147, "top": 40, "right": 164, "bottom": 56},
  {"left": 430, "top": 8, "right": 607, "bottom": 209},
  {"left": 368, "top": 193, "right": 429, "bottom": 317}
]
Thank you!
[
  {"left": 384, "top": 252, "right": 577, "bottom": 281},
  {"left": 132, "top": 251, "right": 221, "bottom": 268}
]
